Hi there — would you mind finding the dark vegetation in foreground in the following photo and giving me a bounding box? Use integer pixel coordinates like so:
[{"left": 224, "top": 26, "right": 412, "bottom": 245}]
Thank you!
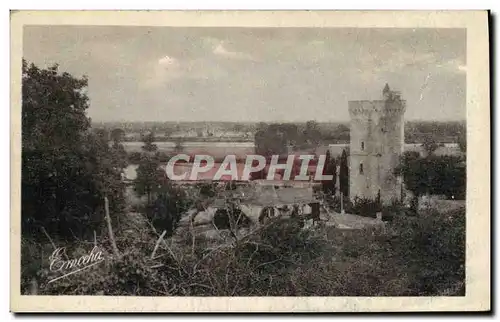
[{"left": 22, "top": 206, "right": 465, "bottom": 296}]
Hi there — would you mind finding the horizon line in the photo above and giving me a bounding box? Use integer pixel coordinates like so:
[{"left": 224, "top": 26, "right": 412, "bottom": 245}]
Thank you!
[{"left": 90, "top": 119, "right": 466, "bottom": 124}]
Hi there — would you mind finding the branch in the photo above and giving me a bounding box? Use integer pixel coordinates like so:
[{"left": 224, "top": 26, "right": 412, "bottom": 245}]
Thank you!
[
  {"left": 40, "top": 226, "right": 57, "bottom": 251},
  {"left": 151, "top": 230, "right": 167, "bottom": 260},
  {"left": 254, "top": 257, "right": 283, "bottom": 270},
  {"left": 190, "top": 216, "right": 196, "bottom": 256},
  {"left": 146, "top": 220, "right": 187, "bottom": 275},
  {"left": 192, "top": 243, "right": 231, "bottom": 273},
  {"left": 104, "top": 195, "right": 121, "bottom": 258}
]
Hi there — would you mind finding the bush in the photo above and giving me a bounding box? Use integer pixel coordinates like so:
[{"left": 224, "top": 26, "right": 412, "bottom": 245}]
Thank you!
[
  {"left": 381, "top": 198, "right": 405, "bottom": 221},
  {"left": 145, "top": 184, "right": 192, "bottom": 237},
  {"left": 25, "top": 207, "right": 465, "bottom": 297},
  {"left": 390, "top": 207, "right": 465, "bottom": 295},
  {"left": 128, "top": 151, "right": 142, "bottom": 164},
  {"left": 348, "top": 196, "right": 381, "bottom": 218},
  {"left": 197, "top": 182, "right": 217, "bottom": 198}
]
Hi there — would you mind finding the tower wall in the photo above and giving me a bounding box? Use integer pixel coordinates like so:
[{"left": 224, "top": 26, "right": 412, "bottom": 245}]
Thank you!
[{"left": 348, "top": 94, "right": 405, "bottom": 205}]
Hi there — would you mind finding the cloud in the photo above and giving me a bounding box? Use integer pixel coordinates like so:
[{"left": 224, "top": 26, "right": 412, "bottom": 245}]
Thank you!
[
  {"left": 139, "top": 54, "right": 230, "bottom": 89},
  {"left": 353, "top": 47, "right": 466, "bottom": 87},
  {"left": 308, "top": 40, "right": 325, "bottom": 46},
  {"left": 140, "top": 55, "right": 182, "bottom": 88},
  {"left": 436, "top": 58, "right": 467, "bottom": 74},
  {"left": 158, "top": 55, "right": 178, "bottom": 66},
  {"left": 212, "top": 42, "right": 254, "bottom": 60},
  {"left": 139, "top": 42, "right": 255, "bottom": 89},
  {"left": 371, "top": 51, "right": 437, "bottom": 74}
]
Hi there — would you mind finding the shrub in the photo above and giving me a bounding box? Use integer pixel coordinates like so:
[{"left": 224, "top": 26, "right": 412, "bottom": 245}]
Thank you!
[
  {"left": 213, "top": 207, "right": 252, "bottom": 230},
  {"left": 26, "top": 206, "right": 465, "bottom": 297},
  {"left": 349, "top": 196, "right": 381, "bottom": 218},
  {"left": 128, "top": 151, "right": 142, "bottom": 164},
  {"left": 145, "top": 184, "right": 192, "bottom": 237},
  {"left": 381, "top": 198, "right": 405, "bottom": 221},
  {"left": 389, "top": 207, "right": 465, "bottom": 295}
]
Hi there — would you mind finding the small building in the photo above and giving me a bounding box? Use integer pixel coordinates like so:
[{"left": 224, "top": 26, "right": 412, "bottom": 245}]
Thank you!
[{"left": 209, "top": 184, "right": 320, "bottom": 226}]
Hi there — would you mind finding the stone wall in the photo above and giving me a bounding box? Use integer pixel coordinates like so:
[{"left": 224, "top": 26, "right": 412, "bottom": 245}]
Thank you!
[{"left": 348, "top": 90, "right": 405, "bottom": 204}]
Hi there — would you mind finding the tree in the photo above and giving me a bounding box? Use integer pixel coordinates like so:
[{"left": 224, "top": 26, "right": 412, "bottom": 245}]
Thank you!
[
  {"left": 395, "top": 151, "right": 428, "bottom": 211},
  {"left": 321, "top": 150, "right": 336, "bottom": 195},
  {"left": 110, "top": 141, "right": 128, "bottom": 170},
  {"left": 256, "top": 122, "right": 267, "bottom": 131},
  {"left": 164, "top": 128, "right": 174, "bottom": 138},
  {"left": 134, "top": 133, "right": 164, "bottom": 205},
  {"left": 128, "top": 151, "right": 142, "bottom": 164},
  {"left": 254, "top": 124, "right": 285, "bottom": 156},
  {"left": 87, "top": 130, "right": 127, "bottom": 256},
  {"left": 232, "top": 123, "right": 244, "bottom": 132},
  {"left": 303, "top": 120, "right": 321, "bottom": 146},
  {"left": 146, "top": 183, "right": 190, "bottom": 237},
  {"left": 110, "top": 128, "right": 125, "bottom": 144},
  {"left": 422, "top": 135, "right": 439, "bottom": 156},
  {"left": 21, "top": 60, "right": 125, "bottom": 241},
  {"left": 339, "top": 149, "right": 349, "bottom": 197},
  {"left": 94, "top": 128, "right": 109, "bottom": 142},
  {"left": 174, "top": 138, "right": 184, "bottom": 153},
  {"left": 254, "top": 123, "right": 290, "bottom": 157},
  {"left": 333, "top": 124, "right": 350, "bottom": 143},
  {"left": 22, "top": 60, "right": 92, "bottom": 239},
  {"left": 427, "top": 155, "right": 466, "bottom": 199},
  {"left": 142, "top": 132, "right": 158, "bottom": 153},
  {"left": 134, "top": 156, "right": 163, "bottom": 206},
  {"left": 457, "top": 131, "right": 466, "bottom": 153},
  {"left": 280, "top": 123, "right": 300, "bottom": 148},
  {"left": 396, "top": 151, "right": 466, "bottom": 211}
]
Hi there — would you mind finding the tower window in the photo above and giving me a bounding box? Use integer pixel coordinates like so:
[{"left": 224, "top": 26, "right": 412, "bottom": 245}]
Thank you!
[
  {"left": 359, "top": 162, "right": 364, "bottom": 175},
  {"left": 361, "top": 141, "right": 364, "bottom": 151}
]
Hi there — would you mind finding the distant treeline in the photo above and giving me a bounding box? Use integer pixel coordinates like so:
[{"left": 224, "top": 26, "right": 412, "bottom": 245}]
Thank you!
[
  {"left": 404, "top": 121, "right": 465, "bottom": 143},
  {"left": 94, "top": 120, "right": 465, "bottom": 144}
]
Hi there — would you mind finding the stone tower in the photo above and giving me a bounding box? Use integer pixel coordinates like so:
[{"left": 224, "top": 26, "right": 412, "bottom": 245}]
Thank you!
[{"left": 348, "top": 84, "right": 406, "bottom": 205}]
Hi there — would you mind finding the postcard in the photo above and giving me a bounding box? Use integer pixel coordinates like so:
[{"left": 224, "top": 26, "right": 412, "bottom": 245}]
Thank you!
[{"left": 10, "top": 10, "right": 490, "bottom": 312}]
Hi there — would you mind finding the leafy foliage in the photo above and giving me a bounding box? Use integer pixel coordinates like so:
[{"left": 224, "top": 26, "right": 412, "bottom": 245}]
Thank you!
[
  {"left": 345, "top": 196, "right": 381, "bottom": 218},
  {"left": 29, "top": 206, "right": 465, "bottom": 296},
  {"left": 110, "top": 128, "right": 125, "bottom": 144},
  {"left": 146, "top": 184, "right": 192, "bottom": 237},
  {"left": 396, "top": 151, "right": 466, "bottom": 202},
  {"left": 254, "top": 120, "right": 325, "bottom": 156},
  {"left": 141, "top": 132, "right": 158, "bottom": 152},
  {"left": 457, "top": 130, "right": 466, "bottom": 153},
  {"left": 134, "top": 133, "right": 163, "bottom": 204},
  {"left": 339, "top": 149, "right": 349, "bottom": 197},
  {"left": 303, "top": 120, "right": 321, "bottom": 146},
  {"left": 421, "top": 135, "right": 439, "bottom": 156},
  {"left": 21, "top": 60, "right": 126, "bottom": 241},
  {"left": 254, "top": 123, "right": 289, "bottom": 156},
  {"left": 404, "top": 120, "right": 465, "bottom": 144},
  {"left": 321, "top": 149, "right": 337, "bottom": 195}
]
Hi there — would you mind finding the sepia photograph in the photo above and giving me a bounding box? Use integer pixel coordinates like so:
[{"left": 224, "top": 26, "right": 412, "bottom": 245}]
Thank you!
[{"left": 10, "top": 11, "right": 489, "bottom": 312}]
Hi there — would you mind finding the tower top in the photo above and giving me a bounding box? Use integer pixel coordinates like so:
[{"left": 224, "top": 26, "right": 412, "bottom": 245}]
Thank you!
[
  {"left": 349, "top": 84, "right": 406, "bottom": 117},
  {"left": 382, "top": 83, "right": 403, "bottom": 101},
  {"left": 383, "top": 83, "right": 390, "bottom": 96}
]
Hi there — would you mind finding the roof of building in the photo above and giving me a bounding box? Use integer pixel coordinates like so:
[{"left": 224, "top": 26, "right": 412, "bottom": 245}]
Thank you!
[{"left": 211, "top": 185, "right": 318, "bottom": 208}]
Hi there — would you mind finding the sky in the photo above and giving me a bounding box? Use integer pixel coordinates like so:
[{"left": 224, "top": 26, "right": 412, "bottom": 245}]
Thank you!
[{"left": 23, "top": 26, "right": 466, "bottom": 122}]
